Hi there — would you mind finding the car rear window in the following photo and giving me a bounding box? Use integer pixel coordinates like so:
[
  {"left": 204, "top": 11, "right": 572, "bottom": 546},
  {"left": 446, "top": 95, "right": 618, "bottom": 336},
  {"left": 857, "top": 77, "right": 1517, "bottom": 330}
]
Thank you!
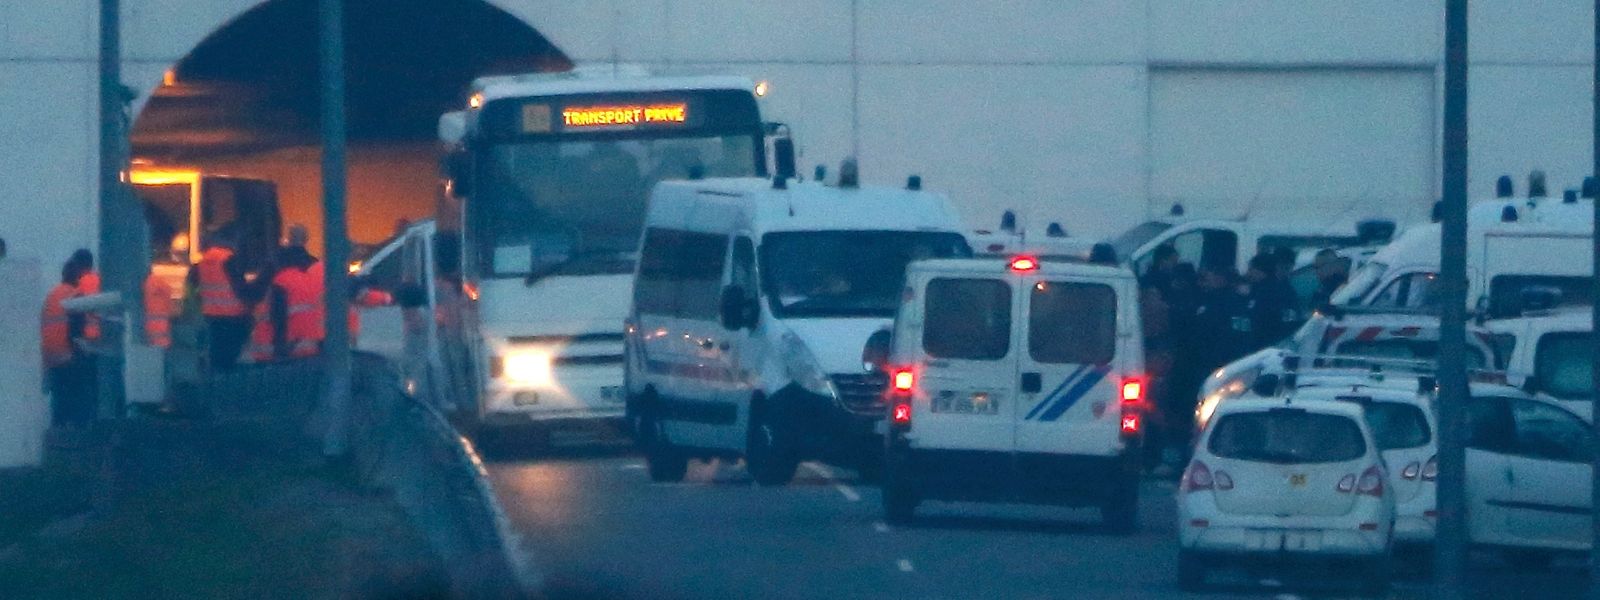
[
  {"left": 1536, "top": 332, "right": 1592, "bottom": 401},
  {"left": 1029, "top": 281, "right": 1116, "bottom": 364},
  {"left": 1208, "top": 409, "right": 1367, "bottom": 464},
  {"left": 1359, "top": 400, "right": 1431, "bottom": 450},
  {"left": 923, "top": 278, "right": 1011, "bottom": 361}
]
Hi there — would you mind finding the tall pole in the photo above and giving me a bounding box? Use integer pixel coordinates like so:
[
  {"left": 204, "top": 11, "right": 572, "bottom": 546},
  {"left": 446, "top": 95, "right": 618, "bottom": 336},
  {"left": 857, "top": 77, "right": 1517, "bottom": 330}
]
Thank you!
[
  {"left": 1436, "top": 0, "right": 1471, "bottom": 597},
  {"left": 319, "top": 0, "right": 353, "bottom": 458},
  {"left": 97, "top": 0, "right": 129, "bottom": 419},
  {"left": 1590, "top": 1, "right": 1600, "bottom": 596}
]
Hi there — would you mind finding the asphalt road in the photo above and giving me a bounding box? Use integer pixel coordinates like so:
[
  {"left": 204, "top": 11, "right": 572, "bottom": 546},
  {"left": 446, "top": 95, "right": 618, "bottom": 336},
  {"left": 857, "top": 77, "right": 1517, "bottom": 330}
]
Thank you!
[{"left": 486, "top": 441, "right": 1588, "bottom": 600}]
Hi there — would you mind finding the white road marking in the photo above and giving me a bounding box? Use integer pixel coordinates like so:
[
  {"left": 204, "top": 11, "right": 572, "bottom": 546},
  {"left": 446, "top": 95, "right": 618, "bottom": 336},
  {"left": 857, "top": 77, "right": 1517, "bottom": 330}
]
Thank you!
[
  {"left": 897, "top": 559, "right": 915, "bottom": 573},
  {"left": 804, "top": 463, "right": 862, "bottom": 502},
  {"left": 873, "top": 521, "right": 891, "bottom": 533}
]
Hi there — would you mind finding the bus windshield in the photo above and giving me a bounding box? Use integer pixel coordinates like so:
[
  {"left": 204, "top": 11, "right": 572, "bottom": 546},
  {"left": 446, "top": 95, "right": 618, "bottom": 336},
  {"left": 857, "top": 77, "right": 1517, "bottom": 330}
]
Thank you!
[{"left": 478, "top": 134, "right": 758, "bottom": 278}]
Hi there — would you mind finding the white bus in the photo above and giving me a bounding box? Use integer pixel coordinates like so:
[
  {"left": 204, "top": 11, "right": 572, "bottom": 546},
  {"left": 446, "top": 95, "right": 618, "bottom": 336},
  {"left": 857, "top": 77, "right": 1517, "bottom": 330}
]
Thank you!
[{"left": 428, "top": 68, "right": 788, "bottom": 437}]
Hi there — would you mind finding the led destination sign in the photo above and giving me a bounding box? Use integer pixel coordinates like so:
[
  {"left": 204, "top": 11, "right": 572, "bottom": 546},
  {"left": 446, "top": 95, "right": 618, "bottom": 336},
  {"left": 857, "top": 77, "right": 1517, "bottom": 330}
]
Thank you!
[{"left": 562, "top": 104, "right": 689, "bottom": 128}]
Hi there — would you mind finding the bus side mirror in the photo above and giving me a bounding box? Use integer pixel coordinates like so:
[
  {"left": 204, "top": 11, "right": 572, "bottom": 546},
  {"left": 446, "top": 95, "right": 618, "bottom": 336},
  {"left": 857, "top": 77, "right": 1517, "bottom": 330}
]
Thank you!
[
  {"left": 720, "top": 286, "right": 758, "bottom": 330},
  {"left": 443, "top": 152, "right": 472, "bottom": 197},
  {"left": 861, "top": 329, "right": 892, "bottom": 374},
  {"left": 773, "top": 138, "right": 796, "bottom": 181}
]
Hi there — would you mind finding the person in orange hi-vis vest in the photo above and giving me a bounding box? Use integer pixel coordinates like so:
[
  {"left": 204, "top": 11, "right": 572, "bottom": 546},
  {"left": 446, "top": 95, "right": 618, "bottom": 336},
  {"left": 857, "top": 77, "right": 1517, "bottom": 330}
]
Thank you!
[
  {"left": 189, "top": 236, "right": 251, "bottom": 369},
  {"left": 143, "top": 274, "right": 174, "bottom": 349},
  {"left": 68, "top": 249, "right": 101, "bottom": 343},
  {"left": 249, "top": 254, "right": 322, "bottom": 362},
  {"left": 41, "top": 254, "right": 98, "bottom": 429}
]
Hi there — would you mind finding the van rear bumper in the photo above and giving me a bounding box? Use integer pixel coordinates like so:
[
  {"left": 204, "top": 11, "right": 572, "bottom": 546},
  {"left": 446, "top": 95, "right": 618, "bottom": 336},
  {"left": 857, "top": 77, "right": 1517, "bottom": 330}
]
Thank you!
[{"left": 886, "top": 446, "right": 1136, "bottom": 507}]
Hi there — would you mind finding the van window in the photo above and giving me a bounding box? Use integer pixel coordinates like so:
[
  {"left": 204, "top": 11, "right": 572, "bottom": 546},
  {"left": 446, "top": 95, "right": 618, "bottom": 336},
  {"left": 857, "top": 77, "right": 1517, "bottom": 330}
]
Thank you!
[
  {"left": 635, "top": 228, "right": 729, "bottom": 318},
  {"left": 923, "top": 278, "right": 1010, "bottom": 361},
  {"left": 1489, "top": 275, "right": 1592, "bottom": 316},
  {"left": 1535, "top": 332, "right": 1592, "bottom": 401},
  {"left": 761, "top": 231, "right": 971, "bottom": 318},
  {"left": 1509, "top": 398, "right": 1594, "bottom": 462},
  {"left": 1208, "top": 409, "right": 1366, "bottom": 464},
  {"left": 1029, "top": 281, "right": 1115, "bottom": 364},
  {"left": 1371, "top": 272, "right": 1439, "bottom": 309}
]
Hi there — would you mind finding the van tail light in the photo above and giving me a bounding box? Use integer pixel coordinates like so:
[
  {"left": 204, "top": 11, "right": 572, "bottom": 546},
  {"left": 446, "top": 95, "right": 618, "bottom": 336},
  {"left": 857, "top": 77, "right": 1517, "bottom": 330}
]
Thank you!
[
  {"left": 1213, "top": 470, "right": 1234, "bottom": 491},
  {"left": 1336, "top": 474, "right": 1357, "bottom": 493},
  {"left": 1121, "top": 378, "right": 1143, "bottom": 404},
  {"left": 1401, "top": 461, "right": 1421, "bottom": 480},
  {"left": 1181, "top": 461, "right": 1214, "bottom": 492},
  {"left": 891, "top": 368, "right": 915, "bottom": 394},
  {"left": 1009, "top": 256, "right": 1039, "bottom": 272},
  {"left": 891, "top": 402, "right": 912, "bottom": 425},
  {"left": 1421, "top": 456, "right": 1438, "bottom": 482},
  {"left": 1356, "top": 465, "right": 1385, "bottom": 497},
  {"left": 1119, "top": 412, "right": 1140, "bottom": 438}
]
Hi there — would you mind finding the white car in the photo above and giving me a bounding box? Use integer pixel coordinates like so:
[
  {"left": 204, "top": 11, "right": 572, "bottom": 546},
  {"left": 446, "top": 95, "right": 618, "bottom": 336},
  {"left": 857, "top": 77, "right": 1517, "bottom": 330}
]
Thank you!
[
  {"left": 1286, "top": 372, "right": 1437, "bottom": 548},
  {"left": 1465, "top": 387, "right": 1595, "bottom": 564},
  {"left": 1178, "top": 397, "right": 1394, "bottom": 593}
]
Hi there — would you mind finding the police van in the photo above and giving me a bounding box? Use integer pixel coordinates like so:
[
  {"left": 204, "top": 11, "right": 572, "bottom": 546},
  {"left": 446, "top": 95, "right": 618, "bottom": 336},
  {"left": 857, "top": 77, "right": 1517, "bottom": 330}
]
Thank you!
[
  {"left": 625, "top": 174, "right": 971, "bottom": 485},
  {"left": 879, "top": 256, "right": 1145, "bottom": 530}
]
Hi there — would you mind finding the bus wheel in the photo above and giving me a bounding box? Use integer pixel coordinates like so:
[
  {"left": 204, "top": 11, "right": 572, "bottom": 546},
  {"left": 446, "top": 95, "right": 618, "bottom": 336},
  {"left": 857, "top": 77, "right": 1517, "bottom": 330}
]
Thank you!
[
  {"left": 641, "top": 406, "right": 686, "bottom": 483},
  {"left": 745, "top": 401, "right": 797, "bottom": 486}
]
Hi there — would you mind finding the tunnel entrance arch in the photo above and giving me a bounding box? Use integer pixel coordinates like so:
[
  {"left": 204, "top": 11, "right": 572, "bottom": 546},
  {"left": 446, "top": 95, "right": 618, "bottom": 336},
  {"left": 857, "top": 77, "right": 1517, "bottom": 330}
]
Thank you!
[{"left": 129, "top": 0, "right": 573, "bottom": 256}]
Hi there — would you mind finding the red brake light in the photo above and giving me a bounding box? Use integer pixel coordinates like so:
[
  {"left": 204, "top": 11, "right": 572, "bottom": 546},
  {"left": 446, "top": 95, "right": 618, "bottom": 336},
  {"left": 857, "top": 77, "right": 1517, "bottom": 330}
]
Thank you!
[
  {"left": 1120, "top": 413, "right": 1140, "bottom": 437},
  {"left": 892, "top": 402, "right": 912, "bottom": 425},
  {"left": 1009, "top": 256, "right": 1039, "bottom": 272},
  {"left": 892, "top": 368, "right": 915, "bottom": 393},
  {"left": 1121, "top": 379, "right": 1143, "bottom": 404},
  {"left": 1356, "top": 465, "right": 1385, "bottom": 497},
  {"left": 1181, "top": 460, "right": 1214, "bottom": 492},
  {"left": 1421, "top": 456, "right": 1438, "bottom": 482}
]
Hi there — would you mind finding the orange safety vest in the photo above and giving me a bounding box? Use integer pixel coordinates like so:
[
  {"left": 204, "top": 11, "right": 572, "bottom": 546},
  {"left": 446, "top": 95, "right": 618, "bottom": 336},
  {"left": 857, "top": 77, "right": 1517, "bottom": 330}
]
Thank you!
[
  {"left": 197, "top": 247, "right": 246, "bottom": 317},
  {"left": 77, "top": 271, "right": 101, "bottom": 341},
  {"left": 143, "top": 275, "right": 174, "bottom": 349},
  {"left": 280, "top": 266, "right": 324, "bottom": 358},
  {"left": 40, "top": 283, "right": 77, "bottom": 367}
]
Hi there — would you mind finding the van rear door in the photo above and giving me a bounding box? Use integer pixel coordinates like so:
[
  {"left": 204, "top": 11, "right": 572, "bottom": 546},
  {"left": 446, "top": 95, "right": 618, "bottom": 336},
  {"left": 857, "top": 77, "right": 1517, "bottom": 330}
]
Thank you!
[
  {"left": 1015, "top": 267, "right": 1129, "bottom": 458},
  {"left": 909, "top": 273, "right": 1018, "bottom": 453}
]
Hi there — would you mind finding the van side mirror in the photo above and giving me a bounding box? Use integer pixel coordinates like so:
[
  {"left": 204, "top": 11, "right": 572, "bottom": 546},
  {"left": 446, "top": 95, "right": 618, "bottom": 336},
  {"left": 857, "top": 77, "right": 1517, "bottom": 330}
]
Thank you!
[
  {"left": 720, "top": 286, "right": 758, "bottom": 330},
  {"left": 861, "top": 329, "right": 892, "bottom": 373},
  {"left": 443, "top": 152, "right": 472, "bottom": 197},
  {"left": 1250, "top": 373, "right": 1282, "bottom": 397}
]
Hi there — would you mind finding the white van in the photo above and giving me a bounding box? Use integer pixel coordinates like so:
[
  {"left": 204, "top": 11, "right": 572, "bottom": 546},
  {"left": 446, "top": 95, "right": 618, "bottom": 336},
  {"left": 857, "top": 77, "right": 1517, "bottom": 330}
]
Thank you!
[
  {"left": 1486, "top": 306, "right": 1593, "bottom": 420},
  {"left": 879, "top": 256, "right": 1145, "bottom": 530},
  {"left": 1332, "top": 195, "right": 1593, "bottom": 315},
  {"left": 625, "top": 176, "right": 971, "bottom": 485}
]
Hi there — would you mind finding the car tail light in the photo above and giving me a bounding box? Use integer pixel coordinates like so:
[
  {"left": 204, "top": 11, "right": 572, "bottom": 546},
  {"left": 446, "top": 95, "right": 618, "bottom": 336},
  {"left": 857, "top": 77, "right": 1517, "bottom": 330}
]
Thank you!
[
  {"left": 891, "top": 368, "right": 915, "bottom": 394},
  {"left": 1401, "top": 461, "right": 1421, "bottom": 480},
  {"left": 1213, "top": 470, "right": 1234, "bottom": 491},
  {"left": 1009, "top": 256, "right": 1039, "bottom": 272},
  {"left": 1356, "top": 465, "right": 1385, "bottom": 497},
  {"left": 1336, "top": 474, "right": 1357, "bottom": 493},
  {"left": 892, "top": 402, "right": 912, "bottom": 425},
  {"left": 1421, "top": 456, "right": 1438, "bottom": 482},
  {"left": 1182, "top": 461, "right": 1214, "bottom": 492}
]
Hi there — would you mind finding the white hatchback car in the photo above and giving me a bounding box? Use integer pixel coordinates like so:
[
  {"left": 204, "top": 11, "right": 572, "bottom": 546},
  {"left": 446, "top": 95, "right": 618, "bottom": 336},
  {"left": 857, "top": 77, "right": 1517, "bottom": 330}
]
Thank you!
[{"left": 1178, "top": 397, "right": 1394, "bottom": 593}]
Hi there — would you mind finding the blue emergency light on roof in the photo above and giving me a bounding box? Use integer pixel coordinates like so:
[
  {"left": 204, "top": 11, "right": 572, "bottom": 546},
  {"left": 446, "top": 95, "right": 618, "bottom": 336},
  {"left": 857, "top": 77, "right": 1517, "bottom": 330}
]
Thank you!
[
  {"left": 1046, "top": 222, "right": 1066, "bottom": 238},
  {"left": 1585, "top": 176, "right": 1598, "bottom": 199},
  {"left": 1564, "top": 189, "right": 1577, "bottom": 204},
  {"left": 1170, "top": 203, "right": 1186, "bottom": 217},
  {"left": 1000, "top": 210, "right": 1017, "bottom": 233},
  {"left": 906, "top": 175, "right": 922, "bottom": 191},
  {"left": 1501, "top": 205, "right": 1519, "bottom": 222},
  {"left": 1528, "top": 170, "right": 1548, "bottom": 198},
  {"left": 1496, "top": 175, "right": 1514, "bottom": 198},
  {"left": 814, "top": 165, "right": 826, "bottom": 182}
]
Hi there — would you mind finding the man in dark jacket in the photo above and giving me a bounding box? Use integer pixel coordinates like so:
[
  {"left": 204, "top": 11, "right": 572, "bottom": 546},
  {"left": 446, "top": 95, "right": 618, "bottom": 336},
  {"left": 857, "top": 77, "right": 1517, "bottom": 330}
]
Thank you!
[{"left": 1245, "top": 253, "right": 1300, "bottom": 350}]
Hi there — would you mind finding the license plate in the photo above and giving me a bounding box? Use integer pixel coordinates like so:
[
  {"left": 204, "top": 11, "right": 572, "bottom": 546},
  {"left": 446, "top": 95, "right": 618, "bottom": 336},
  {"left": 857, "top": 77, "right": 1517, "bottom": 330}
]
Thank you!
[{"left": 932, "top": 391, "right": 999, "bottom": 414}]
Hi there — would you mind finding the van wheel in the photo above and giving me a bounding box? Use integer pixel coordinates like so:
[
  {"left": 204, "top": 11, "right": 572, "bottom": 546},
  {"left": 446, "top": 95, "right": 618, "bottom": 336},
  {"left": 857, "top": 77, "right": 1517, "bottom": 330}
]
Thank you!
[
  {"left": 746, "top": 404, "right": 798, "bottom": 487},
  {"left": 1099, "top": 475, "right": 1139, "bottom": 534},
  {"left": 640, "top": 410, "right": 687, "bottom": 483},
  {"left": 1176, "top": 551, "right": 1206, "bottom": 592}
]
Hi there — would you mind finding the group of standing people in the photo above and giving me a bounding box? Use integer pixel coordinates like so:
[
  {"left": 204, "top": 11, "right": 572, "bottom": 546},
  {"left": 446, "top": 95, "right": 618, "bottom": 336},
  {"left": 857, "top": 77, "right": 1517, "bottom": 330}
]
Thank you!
[
  {"left": 1137, "top": 245, "right": 1346, "bottom": 473},
  {"left": 40, "top": 250, "right": 102, "bottom": 429}
]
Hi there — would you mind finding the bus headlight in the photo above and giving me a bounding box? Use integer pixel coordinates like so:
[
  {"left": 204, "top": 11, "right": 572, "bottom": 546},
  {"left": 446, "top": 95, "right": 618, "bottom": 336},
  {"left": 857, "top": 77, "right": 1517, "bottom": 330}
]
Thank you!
[{"left": 503, "top": 350, "right": 554, "bottom": 387}]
